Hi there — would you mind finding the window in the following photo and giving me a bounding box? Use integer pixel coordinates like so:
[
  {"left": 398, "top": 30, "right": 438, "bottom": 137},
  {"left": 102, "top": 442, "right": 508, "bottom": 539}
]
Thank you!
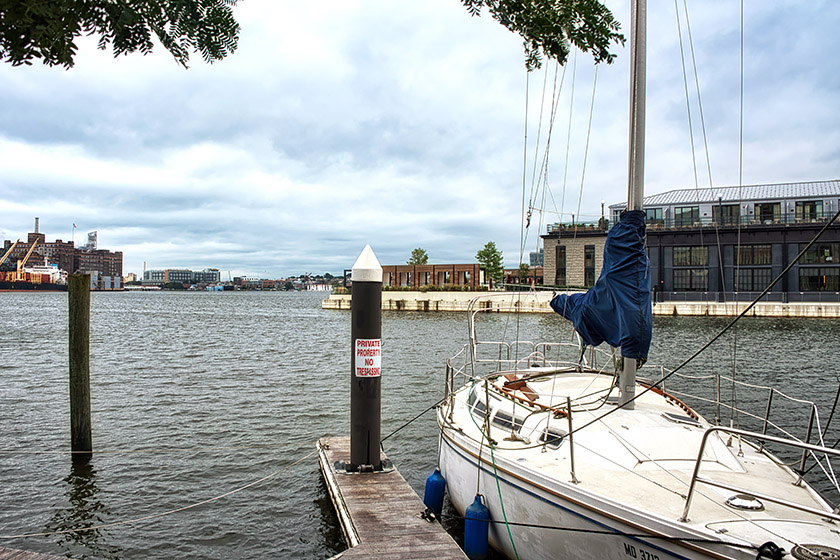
[
  {"left": 645, "top": 208, "right": 664, "bottom": 226},
  {"left": 584, "top": 245, "right": 596, "bottom": 287},
  {"left": 755, "top": 202, "right": 781, "bottom": 223},
  {"left": 800, "top": 268, "right": 840, "bottom": 292},
  {"left": 713, "top": 204, "right": 740, "bottom": 226},
  {"left": 796, "top": 200, "right": 823, "bottom": 222},
  {"left": 674, "top": 206, "right": 700, "bottom": 227},
  {"left": 555, "top": 245, "right": 566, "bottom": 287},
  {"left": 672, "top": 246, "right": 709, "bottom": 291},
  {"left": 736, "top": 268, "right": 772, "bottom": 292},
  {"left": 737, "top": 245, "right": 772, "bottom": 266},
  {"left": 673, "top": 246, "right": 708, "bottom": 267},
  {"left": 673, "top": 269, "right": 708, "bottom": 291},
  {"left": 801, "top": 243, "right": 839, "bottom": 264},
  {"left": 538, "top": 428, "right": 566, "bottom": 449}
]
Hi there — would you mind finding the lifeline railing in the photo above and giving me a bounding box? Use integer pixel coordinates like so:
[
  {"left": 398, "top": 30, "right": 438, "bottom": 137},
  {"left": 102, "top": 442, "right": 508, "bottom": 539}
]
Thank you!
[{"left": 679, "top": 426, "right": 840, "bottom": 523}]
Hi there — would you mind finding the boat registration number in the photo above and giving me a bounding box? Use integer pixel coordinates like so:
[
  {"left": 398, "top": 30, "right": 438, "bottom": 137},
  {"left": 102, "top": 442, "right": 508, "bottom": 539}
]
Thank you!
[{"left": 623, "top": 543, "right": 660, "bottom": 560}]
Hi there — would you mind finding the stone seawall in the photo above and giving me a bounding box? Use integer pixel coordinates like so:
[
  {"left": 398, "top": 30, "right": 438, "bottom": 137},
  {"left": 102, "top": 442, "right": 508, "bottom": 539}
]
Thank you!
[{"left": 321, "top": 291, "right": 840, "bottom": 318}]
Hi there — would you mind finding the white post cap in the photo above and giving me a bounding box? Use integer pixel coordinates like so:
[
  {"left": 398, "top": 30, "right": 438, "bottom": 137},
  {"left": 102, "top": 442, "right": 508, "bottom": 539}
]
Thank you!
[{"left": 351, "top": 245, "right": 383, "bottom": 282}]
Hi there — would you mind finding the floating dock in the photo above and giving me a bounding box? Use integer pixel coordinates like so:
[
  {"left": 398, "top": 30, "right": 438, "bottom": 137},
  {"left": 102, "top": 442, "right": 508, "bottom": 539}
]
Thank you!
[
  {"left": 317, "top": 437, "right": 467, "bottom": 559},
  {"left": 0, "top": 547, "right": 69, "bottom": 560}
]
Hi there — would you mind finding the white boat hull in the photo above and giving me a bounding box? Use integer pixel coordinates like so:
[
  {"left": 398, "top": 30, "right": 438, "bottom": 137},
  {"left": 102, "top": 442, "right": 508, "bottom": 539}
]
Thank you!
[{"left": 440, "top": 428, "right": 756, "bottom": 560}]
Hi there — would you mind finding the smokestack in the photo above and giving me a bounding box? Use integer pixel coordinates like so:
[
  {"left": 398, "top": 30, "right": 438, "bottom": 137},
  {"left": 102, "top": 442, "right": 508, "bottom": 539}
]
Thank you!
[{"left": 35, "top": 217, "right": 40, "bottom": 234}]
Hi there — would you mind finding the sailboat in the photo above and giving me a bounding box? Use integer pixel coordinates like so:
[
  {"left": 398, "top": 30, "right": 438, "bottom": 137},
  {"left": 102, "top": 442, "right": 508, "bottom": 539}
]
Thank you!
[{"left": 435, "top": 1, "right": 840, "bottom": 559}]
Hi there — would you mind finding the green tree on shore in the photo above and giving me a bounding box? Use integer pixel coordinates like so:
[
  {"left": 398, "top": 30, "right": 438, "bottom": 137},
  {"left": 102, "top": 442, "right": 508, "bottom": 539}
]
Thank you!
[
  {"left": 517, "top": 263, "right": 530, "bottom": 282},
  {"left": 462, "top": 0, "right": 623, "bottom": 70},
  {"left": 1, "top": 1, "right": 622, "bottom": 70},
  {"left": 476, "top": 241, "right": 504, "bottom": 285},
  {"left": 0, "top": 0, "right": 240, "bottom": 68},
  {"left": 407, "top": 248, "right": 429, "bottom": 265}
]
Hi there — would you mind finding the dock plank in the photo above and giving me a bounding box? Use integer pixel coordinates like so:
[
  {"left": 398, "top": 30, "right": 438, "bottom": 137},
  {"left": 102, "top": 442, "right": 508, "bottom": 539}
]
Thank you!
[{"left": 318, "top": 437, "right": 467, "bottom": 560}]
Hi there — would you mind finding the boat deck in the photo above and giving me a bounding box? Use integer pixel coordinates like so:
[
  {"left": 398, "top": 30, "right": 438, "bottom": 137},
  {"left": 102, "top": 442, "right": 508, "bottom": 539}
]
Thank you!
[
  {"left": 442, "top": 371, "right": 840, "bottom": 555},
  {"left": 317, "top": 437, "right": 467, "bottom": 559}
]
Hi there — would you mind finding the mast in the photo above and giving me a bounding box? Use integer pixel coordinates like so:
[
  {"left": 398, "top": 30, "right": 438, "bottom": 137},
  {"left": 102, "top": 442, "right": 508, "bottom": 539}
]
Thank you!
[
  {"left": 620, "top": 0, "right": 646, "bottom": 409},
  {"left": 627, "top": 0, "right": 646, "bottom": 212}
]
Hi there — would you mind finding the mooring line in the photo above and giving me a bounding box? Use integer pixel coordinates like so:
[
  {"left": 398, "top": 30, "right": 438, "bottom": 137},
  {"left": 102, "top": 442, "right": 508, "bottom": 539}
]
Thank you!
[{"left": 0, "top": 450, "right": 316, "bottom": 540}]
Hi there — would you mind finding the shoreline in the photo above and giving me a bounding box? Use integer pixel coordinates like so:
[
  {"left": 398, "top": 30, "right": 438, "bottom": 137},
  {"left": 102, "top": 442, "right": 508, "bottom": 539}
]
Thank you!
[{"left": 322, "top": 291, "right": 840, "bottom": 318}]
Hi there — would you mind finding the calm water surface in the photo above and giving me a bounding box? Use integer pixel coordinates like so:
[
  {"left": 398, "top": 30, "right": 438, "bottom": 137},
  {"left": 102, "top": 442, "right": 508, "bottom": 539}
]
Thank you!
[{"left": 1, "top": 291, "right": 838, "bottom": 559}]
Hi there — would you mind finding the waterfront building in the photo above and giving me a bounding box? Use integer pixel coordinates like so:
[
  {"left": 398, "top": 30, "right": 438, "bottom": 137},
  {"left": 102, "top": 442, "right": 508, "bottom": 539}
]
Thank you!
[
  {"left": 378, "top": 264, "right": 485, "bottom": 289},
  {"left": 542, "top": 180, "right": 840, "bottom": 301},
  {"left": 529, "top": 249, "right": 544, "bottom": 267},
  {"left": 142, "top": 268, "right": 221, "bottom": 286},
  {"left": 504, "top": 266, "right": 544, "bottom": 286},
  {"left": 143, "top": 270, "right": 167, "bottom": 285},
  {"left": 192, "top": 268, "right": 221, "bottom": 284},
  {"left": 2, "top": 218, "right": 122, "bottom": 279}
]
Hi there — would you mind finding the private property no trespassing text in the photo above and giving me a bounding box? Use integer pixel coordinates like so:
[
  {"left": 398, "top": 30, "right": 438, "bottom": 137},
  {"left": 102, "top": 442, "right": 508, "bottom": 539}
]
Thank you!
[{"left": 355, "top": 339, "right": 381, "bottom": 377}]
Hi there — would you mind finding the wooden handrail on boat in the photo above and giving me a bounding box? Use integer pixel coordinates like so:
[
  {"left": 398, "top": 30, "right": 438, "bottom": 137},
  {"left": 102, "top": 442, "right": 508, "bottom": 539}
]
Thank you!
[{"left": 679, "top": 426, "right": 840, "bottom": 523}]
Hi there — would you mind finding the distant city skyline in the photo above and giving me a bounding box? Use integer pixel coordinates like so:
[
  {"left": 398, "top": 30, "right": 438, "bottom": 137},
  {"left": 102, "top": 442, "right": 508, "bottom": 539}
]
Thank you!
[{"left": 2, "top": 1, "right": 838, "bottom": 278}]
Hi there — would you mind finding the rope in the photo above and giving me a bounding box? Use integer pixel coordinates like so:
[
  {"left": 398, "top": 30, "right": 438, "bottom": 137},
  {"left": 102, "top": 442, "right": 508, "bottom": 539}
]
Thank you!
[
  {"left": 489, "top": 443, "right": 520, "bottom": 560},
  {"left": 380, "top": 398, "right": 443, "bottom": 443},
  {"left": 0, "top": 449, "right": 316, "bottom": 540}
]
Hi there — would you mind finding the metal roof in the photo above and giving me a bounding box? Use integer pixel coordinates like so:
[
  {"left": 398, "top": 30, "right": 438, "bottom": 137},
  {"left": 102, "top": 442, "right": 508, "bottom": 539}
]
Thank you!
[{"left": 609, "top": 180, "right": 840, "bottom": 209}]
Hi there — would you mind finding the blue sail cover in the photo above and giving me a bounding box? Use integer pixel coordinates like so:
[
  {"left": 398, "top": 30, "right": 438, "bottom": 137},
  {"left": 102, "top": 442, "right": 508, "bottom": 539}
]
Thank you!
[{"left": 550, "top": 210, "right": 652, "bottom": 359}]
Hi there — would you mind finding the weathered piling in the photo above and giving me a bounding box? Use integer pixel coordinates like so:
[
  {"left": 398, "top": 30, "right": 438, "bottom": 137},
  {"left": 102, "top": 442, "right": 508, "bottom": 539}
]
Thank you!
[
  {"left": 349, "top": 245, "right": 383, "bottom": 471},
  {"left": 68, "top": 274, "right": 92, "bottom": 462}
]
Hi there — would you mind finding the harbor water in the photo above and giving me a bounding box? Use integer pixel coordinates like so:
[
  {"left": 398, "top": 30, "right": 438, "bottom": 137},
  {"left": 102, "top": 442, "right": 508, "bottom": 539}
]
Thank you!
[{"left": 1, "top": 291, "right": 839, "bottom": 559}]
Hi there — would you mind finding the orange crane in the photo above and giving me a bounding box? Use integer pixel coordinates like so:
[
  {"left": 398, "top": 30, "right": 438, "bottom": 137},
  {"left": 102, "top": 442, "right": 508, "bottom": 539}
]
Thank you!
[
  {"left": 0, "top": 239, "right": 21, "bottom": 268},
  {"left": 13, "top": 239, "right": 40, "bottom": 282}
]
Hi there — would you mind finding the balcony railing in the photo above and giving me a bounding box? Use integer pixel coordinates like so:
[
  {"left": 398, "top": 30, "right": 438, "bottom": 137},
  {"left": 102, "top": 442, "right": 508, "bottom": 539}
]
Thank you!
[{"left": 645, "top": 212, "right": 834, "bottom": 230}]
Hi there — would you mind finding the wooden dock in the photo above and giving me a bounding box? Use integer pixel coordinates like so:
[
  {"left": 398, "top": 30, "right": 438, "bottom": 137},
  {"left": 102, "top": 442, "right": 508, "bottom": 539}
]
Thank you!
[
  {"left": 0, "top": 547, "right": 69, "bottom": 560},
  {"left": 317, "top": 437, "right": 467, "bottom": 559}
]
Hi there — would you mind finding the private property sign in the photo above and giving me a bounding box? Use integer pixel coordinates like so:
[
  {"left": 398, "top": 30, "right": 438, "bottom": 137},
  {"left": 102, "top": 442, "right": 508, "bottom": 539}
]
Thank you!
[{"left": 355, "top": 338, "right": 382, "bottom": 377}]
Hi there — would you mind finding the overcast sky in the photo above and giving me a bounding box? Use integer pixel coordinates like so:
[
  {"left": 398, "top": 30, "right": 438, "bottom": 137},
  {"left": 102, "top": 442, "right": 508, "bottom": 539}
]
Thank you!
[{"left": 1, "top": 0, "right": 837, "bottom": 278}]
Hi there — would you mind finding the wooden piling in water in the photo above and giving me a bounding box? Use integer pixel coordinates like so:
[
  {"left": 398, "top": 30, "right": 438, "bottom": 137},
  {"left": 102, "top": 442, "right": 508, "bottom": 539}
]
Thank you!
[{"left": 68, "top": 274, "right": 92, "bottom": 462}]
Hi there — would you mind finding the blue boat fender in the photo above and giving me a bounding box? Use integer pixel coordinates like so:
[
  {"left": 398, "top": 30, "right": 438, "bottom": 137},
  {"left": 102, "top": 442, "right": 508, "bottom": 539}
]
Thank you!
[
  {"left": 423, "top": 468, "right": 446, "bottom": 519},
  {"left": 464, "top": 493, "right": 490, "bottom": 560}
]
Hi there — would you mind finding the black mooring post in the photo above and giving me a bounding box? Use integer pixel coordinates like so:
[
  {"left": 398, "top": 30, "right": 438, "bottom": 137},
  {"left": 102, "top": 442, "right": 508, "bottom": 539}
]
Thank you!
[
  {"left": 349, "top": 245, "right": 382, "bottom": 471},
  {"left": 68, "top": 274, "right": 92, "bottom": 462}
]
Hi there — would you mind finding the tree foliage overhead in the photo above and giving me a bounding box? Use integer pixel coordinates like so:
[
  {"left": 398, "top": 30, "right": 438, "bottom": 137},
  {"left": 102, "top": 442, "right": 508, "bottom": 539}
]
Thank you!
[
  {"left": 476, "top": 241, "right": 504, "bottom": 284},
  {"left": 462, "top": 0, "right": 624, "bottom": 69},
  {"left": 0, "top": 0, "right": 240, "bottom": 68},
  {"left": 407, "top": 248, "right": 429, "bottom": 265}
]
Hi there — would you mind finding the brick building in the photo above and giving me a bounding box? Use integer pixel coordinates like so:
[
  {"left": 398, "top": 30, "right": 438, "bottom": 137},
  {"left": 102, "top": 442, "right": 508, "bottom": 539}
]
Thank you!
[
  {"left": 377, "top": 264, "right": 485, "bottom": 289},
  {"left": 2, "top": 219, "right": 122, "bottom": 278}
]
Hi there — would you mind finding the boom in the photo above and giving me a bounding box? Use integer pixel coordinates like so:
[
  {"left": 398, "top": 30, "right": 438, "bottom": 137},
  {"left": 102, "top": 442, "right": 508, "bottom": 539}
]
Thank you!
[{"left": 0, "top": 239, "right": 20, "bottom": 267}]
